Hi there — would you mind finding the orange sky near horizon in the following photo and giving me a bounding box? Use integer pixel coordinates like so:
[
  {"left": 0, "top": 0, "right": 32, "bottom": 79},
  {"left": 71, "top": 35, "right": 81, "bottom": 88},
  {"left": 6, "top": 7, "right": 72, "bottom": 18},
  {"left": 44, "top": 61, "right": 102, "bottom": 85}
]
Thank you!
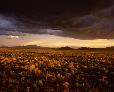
[{"left": 0, "top": 34, "right": 114, "bottom": 48}]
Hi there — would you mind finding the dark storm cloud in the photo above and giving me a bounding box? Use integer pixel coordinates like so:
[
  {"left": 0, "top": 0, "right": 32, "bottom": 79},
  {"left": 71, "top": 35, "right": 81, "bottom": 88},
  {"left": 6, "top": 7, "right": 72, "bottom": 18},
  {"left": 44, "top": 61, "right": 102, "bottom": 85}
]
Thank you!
[
  {"left": 0, "top": 14, "right": 64, "bottom": 36},
  {"left": 0, "top": 0, "right": 114, "bottom": 39},
  {"left": 57, "top": 6, "right": 114, "bottom": 39},
  {"left": 0, "top": 15, "right": 17, "bottom": 30},
  {"left": 0, "top": 0, "right": 112, "bottom": 18}
]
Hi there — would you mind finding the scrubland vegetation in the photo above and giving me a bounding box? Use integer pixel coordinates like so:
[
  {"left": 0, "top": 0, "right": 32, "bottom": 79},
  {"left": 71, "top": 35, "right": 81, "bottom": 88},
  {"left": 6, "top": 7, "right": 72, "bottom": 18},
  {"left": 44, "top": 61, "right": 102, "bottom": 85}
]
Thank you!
[{"left": 0, "top": 48, "right": 114, "bottom": 92}]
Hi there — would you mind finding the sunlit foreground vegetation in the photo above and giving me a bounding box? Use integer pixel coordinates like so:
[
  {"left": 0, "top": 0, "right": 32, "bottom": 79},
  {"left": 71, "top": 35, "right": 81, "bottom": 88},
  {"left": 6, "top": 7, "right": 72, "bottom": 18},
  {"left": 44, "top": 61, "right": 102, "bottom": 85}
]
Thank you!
[{"left": 0, "top": 48, "right": 114, "bottom": 92}]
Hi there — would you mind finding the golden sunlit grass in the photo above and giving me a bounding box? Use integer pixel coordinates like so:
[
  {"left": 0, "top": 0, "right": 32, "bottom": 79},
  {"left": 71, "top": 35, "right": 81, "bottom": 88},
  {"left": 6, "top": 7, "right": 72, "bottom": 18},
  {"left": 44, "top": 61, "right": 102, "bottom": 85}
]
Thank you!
[{"left": 0, "top": 48, "right": 114, "bottom": 92}]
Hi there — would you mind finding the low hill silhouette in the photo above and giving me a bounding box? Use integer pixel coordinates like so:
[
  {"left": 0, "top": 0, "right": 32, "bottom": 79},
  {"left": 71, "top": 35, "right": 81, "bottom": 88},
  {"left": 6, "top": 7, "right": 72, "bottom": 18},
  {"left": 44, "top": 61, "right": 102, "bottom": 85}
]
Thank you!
[
  {"left": 13, "top": 45, "right": 40, "bottom": 48},
  {"left": 58, "top": 46, "right": 75, "bottom": 50},
  {"left": 78, "top": 46, "right": 114, "bottom": 50},
  {"left": 0, "top": 45, "right": 41, "bottom": 49}
]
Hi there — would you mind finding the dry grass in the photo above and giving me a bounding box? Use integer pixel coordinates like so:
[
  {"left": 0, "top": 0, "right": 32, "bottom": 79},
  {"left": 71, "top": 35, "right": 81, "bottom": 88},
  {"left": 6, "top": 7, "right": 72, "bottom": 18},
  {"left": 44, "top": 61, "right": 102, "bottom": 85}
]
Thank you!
[{"left": 0, "top": 48, "right": 114, "bottom": 92}]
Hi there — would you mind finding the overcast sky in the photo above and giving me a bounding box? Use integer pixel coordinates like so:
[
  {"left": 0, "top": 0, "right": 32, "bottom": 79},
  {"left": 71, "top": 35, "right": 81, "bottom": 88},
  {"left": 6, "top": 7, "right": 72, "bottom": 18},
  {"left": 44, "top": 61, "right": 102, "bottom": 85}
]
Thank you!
[{"left": 0, "top": 0, "right": 114, "bottom": 47}]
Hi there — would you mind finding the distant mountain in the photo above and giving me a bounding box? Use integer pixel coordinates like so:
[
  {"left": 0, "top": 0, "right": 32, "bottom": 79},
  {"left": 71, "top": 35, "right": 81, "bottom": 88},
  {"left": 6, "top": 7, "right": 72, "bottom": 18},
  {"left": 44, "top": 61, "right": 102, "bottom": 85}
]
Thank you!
[
  {"left": 13, "top": 45, "right": 41, "bottom": 48},
  {"left": 78, "top": 46, "right": 114, "bottom": 50},
  {"left": 0, "top": 45, "right": 41, "bottom": 49},
  {"left": 58, "top": 46, "right": 75, "bottom": 50}
]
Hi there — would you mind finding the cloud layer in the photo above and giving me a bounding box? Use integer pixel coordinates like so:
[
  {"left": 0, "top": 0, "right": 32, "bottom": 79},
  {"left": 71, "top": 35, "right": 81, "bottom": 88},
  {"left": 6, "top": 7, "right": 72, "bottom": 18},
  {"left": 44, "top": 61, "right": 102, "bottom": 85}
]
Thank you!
[{"left": 0, "top": 5, "right": 114, "bottom": 39}]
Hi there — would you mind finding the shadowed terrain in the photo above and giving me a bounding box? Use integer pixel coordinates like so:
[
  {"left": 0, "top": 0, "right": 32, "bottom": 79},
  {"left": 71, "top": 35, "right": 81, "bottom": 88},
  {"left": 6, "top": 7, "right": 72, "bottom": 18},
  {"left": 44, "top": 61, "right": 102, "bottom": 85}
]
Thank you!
[{"left": 0, "top": 48, "right": 114, "bottom": 92}]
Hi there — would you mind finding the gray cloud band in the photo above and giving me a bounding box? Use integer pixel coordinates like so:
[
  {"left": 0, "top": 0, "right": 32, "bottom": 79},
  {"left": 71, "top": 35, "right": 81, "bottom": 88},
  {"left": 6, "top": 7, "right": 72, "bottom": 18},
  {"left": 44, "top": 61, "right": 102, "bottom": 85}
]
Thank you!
[{"left": 0, "top": 6, "right": 114, "bottom": 39}]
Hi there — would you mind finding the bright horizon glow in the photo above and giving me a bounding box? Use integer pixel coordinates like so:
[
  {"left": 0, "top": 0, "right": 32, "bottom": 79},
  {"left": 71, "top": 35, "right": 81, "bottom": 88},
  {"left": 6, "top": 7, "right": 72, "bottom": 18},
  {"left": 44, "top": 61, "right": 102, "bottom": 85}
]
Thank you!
[
  {"left": 0, "top": 34, "right": 114, "bottom": 48},
  {"left": 8, "top": 35, "right": 20, "bottom": 39}
]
